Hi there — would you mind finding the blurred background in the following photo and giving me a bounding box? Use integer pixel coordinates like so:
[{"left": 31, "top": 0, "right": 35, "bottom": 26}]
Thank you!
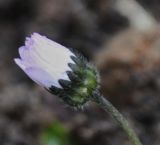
[{"left": 1, "top": 0, "right": 160, "bottom": 145}]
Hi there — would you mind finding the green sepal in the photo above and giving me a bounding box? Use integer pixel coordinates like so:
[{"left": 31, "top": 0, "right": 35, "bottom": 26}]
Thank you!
[
  {"left": 49, "top": 52, "right": 99, "bottom": 107},
  {"left": 58, "top": 79, "right": 72, "bottom": 89}
]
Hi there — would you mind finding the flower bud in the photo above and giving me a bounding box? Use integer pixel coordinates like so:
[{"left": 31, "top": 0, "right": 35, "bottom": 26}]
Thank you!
[{"left": 14, "top": 33, "right": 99, "bottom": 107}]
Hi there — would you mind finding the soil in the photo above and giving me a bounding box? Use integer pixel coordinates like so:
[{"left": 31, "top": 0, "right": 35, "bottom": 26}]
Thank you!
[{"left": 0, "top": 0, "right": 160, "bottom": 145}]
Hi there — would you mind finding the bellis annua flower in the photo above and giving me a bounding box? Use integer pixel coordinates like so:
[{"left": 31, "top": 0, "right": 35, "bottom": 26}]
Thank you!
[
  {"left": 14, "top": 33, "right": 143, "bottom": 145},
  {"left": 14, "top": 33, "right": 99, "bottom": 107}
]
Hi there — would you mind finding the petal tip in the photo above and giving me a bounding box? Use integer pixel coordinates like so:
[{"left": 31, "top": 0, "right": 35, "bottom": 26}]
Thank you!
[
  {"left": 32, "top": 32, "right": 40, "bottom": 37},
  {"left": 31, "top": 32, "right": 45, "bottom": 40},
  {"left": 14, "top": 58, "right": 26, "bottom": 70}
]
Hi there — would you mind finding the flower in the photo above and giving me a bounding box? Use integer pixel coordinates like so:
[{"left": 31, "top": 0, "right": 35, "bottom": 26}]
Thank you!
[
  {"left": 14, "top": 33, "right": 74, "bottom": 88},
  {"left": 14, "top": 33, "right": 99, "bottom": 107}
]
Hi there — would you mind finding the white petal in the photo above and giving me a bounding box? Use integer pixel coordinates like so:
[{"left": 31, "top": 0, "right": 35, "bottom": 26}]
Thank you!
[
  {"left": 25, "top": 67, "right": 62, "bottom": 88},
  {"left": 30, "top": 33, "right": 74, "bottom": 64},
  {"left": 14, "top": 58, "right": 26, "bottom": 70},
  {"left": 15, "top": 33, "right": 76, "bottom": 88},
  {"left": 26, "top": 33, "right": 74, "bottom": 81}
]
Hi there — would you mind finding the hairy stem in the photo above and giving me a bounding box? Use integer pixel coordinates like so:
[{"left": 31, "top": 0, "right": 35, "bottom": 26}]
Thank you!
[{"left": 92, "top": 92, "right": 142, "bottom": 145}]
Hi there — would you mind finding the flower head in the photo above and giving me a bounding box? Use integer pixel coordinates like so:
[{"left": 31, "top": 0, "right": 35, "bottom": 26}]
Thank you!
[{"left": 14, "top": 33, "right": 99, "bottom": 107}]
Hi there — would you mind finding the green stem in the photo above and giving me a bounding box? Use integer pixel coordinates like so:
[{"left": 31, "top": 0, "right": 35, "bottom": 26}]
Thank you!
[{"left": 92, "top": 92, "right": 142, "bottom": 145}]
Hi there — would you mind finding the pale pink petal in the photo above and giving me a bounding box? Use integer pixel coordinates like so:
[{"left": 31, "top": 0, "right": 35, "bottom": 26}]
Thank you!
[
  {"left": 14, "top": 58, "right": 26, "bottom": 70},
  {"left": 14, "top": 32, "right": 75, "bottom": 88},
  {"left": 25, "top": 67, "right": 62, "bottom": 88}
]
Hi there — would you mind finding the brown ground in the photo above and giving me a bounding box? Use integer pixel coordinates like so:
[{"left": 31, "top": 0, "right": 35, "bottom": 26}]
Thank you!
[{"left": 0, "top": 0, "right": 160, "bottom": 145}]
